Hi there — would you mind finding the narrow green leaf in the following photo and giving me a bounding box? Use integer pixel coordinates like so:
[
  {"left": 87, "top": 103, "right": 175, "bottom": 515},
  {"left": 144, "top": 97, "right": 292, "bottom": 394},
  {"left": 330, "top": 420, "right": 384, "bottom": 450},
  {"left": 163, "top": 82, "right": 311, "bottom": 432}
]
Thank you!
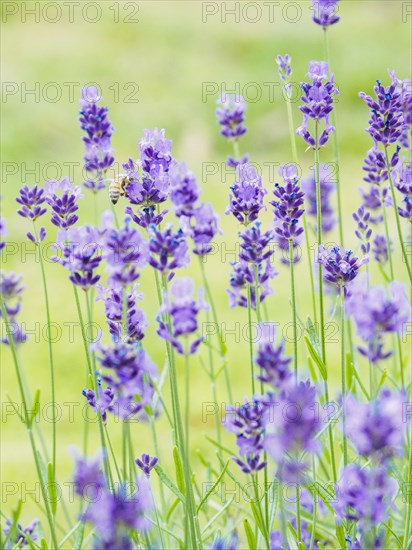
[
  {"left": 201, "top": 497, "right": 235, "bottom": 535},
  {"left": 243, "top": 519, "right": 257, "bottom": 550},
  {"left": 5, "top": 394, "right": 25, "bottom": 422},
  {"left": 335, "top": 524, "right": 346, "bottom": 548},
  {"left": 377, "top": 368, "right": 387, "bottom": 391},
  {"left": 307, "top": 356, "right": 318, "bottom": 383},
  {"left": 166, "top": 497, "right": 180, "bottom": 523},
  {"left": 154, "top": 464, "right": 185, "bottom": 503},
  {"left": 298, "top": 542, "right": 306, "bottom": 550},
  {"left": 204, "top": 434, "right": 233, "bottom": 456},
  {"left": 250, "top": 500, "right": 266, "bottom": 538},
  {"left": 306, "top": 317, "right": 321, "bottom": 354},
  {"left": 304, "top": 336, "right": 327, "bottom": 380},
  {"left": 351, "top": 363, "right": 370, "bottom": 400},
  {"left": 28, "top": 389, "right": 41, "bottom": 427},
  {"left": 40, "top": 538, "right": 48, "bottom": 550},
  {"left": 47, "top": 462, "right": 58, "bottom": 515},
  {"left": 173, "top": 446, "right": 186, "bottom": 495},
  {"left": 288, "top": 521, "right": 298, "bottom": 539},
  {"left": 197, "top": 460, "right": 229, "bottom": 513}
]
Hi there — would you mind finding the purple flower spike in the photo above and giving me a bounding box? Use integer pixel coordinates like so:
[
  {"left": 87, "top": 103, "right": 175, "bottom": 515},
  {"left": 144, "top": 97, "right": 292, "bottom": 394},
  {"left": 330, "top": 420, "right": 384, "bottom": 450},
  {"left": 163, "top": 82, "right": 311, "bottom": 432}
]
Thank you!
[
  {"left": 317, "top": 245, "right": 367, "bottom": 293},
  {"left": 372, "top": 234, "right": 391, "bottom": 265},
  {"left": 353, "top": 206, "right": 372, "bottom": 255},
  {"left": 256, "top": 324, "right": 292, "bottom": 388},
  {"left": 45, "top": 177, "right": 82, "bottom": 230},
  {"left": 52, "top": 225, "right": 102, "bottom": 290},
  {"left": 297, "top": 61, "right": 338, "bottom": 148},
  {"left": 3, "top": 518, "right": 38, "bottom": 548},
  {"left": 311, "top": 0, "right": 340, "bottom": 28},
  {"left": 301, "top": 164, "right": 336, "bottom": 233},
  {"left": 83, "top": 382, "right": 115, "bottom": 424},
  {"left": 346, "top": 389, "right": 407, "bottom": 460},
  {"left": 216, "top": 94, "right": 247, "bottom": 139},
  {"left": 135, "top": 453, "right": 158, "bottom": 477},
  {"left": 169, "top": 162, "right": 201, "bottom": 218},
  {"left": 270, "top": 164, "right": 305, "bottom": 264},
  {"left": 16, "top": 185, "right": 47, "bottom": 221},
  {"left": 226, "top": 163, "right": 266, "bottom": 225},
  {"left": 157, "top": 277, "right": 208, "bottom": 355},
  {"left": 188, "top": 202, "right": 219, "bottom": 257},
  {"left": 227, "top": 259, "right": 278, "bottom": 309},
  {"left": 359, "top": 72, "right": 407, "bottom": 146},
  {"left": 0, "top": 216, "right": 7, "bottom": 252},
  {"left": 139, "top": 128, "right": 173, "bottom": 178},
  {"left": 79, "top": 86, "right": 115, "bottom": 184},
  {"left": 276, "top": 54, "right": 292, "bottom": 82},
  {"left": 148, "top": 225, "right": 189, "bottom": 274},
  {"left": 0, "top": 272, "right": 24, "bottom": 317},
  {"left": 73, "top": 452, "right": 106, "bottom": 496},
  {"left": 394, "top": 158, "right": 412, "bottom": 221}
]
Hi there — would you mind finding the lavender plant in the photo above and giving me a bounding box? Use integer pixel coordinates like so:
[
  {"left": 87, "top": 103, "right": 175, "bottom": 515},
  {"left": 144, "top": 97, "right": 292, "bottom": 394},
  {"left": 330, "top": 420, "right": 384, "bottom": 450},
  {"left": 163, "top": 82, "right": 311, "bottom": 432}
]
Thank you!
[{"left": 2, "top": 6, "right": 412, "bottom": 550}]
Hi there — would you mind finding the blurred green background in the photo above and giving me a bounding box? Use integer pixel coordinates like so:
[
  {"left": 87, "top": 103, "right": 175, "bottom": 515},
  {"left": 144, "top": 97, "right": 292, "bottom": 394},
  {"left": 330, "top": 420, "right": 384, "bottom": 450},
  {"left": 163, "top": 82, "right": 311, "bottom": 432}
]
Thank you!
[{"left": 1, "top": 0, "right": 411, "bottom": 540}]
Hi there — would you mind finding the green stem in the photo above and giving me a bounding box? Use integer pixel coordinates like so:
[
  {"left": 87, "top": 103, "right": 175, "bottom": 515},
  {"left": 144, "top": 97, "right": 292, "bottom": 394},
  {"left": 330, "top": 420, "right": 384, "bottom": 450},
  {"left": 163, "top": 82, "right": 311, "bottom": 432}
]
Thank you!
[
  {"left": 323, "top": 28, "right": 344, "bottom": 246},
  {"left": 296, "top": 484, "right": 302, "bottom": 543},
  {"left": 340, "top": 288, "right": 348, "bottom": 467},
  {"left": 33, "top": 222, "right": 56, "bottom": 480},
  {"left": 384, "top": 146, "right": 412, "bottom": 284},
  {"left": 404, "top": 422, "right": 412, "bottom": 549},
  {"left": 247, "top": 285, "right": 255, "bottom": 395},
  {"left": 285, "top": 84, "right": 318, "bottom": 326},
  {"left": 0, "top": 298, "right": 58, "bottom": 548},
  {"left": 289, "top": 239, "right": 298, "bottom": 380}
]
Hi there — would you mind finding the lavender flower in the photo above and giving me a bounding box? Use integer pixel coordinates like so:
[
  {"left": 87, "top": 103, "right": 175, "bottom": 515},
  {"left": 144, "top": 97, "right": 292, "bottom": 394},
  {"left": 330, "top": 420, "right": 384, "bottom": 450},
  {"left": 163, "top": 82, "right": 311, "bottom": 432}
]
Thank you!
[
  {"left": 362, "top": 147, "right": 389, "bottom": 185},
  {"left": 169, "top": 161, "right": 201, "bottom": 217},
  {"left": 276, "top": 54, "right": 292, "bottom": 82},
  {"left": 255, "top": 324, "right": 292, "bottom": 388},
  {"left": 301, "top": 163, "right": 336, "bottom": 233},
  {"left": 188, "top": 202, "right": 219, "bottom": 256},
  {"left": 227, "top": 163, "right": 266, "bottom": 225},
  {"left": 345, "top": 277, "right": 410, "bottom": 363},
  {"left": 346, "top": 389, "right": 406, "bottom": 460},
  {"left": 209, "top": 532, "right": 239, "bottom": 550},
  {"left": 297, "top": 61, "right": 338, "bottom": 148},
  {"left": 135, "top": 453, "right": 158, "bottom": 477},
  {"left": 103, "top": 221, "right": 148, "bottom": 287},
  {"left": 45, "top": 177, "right": 82, "bottom": 230},
  {"left": 16, "top": 185, "right": 47, "bottom": 221},
  {"left": 3, "top": 519, "right": 38, "bottom": 549},
  {"left": 334, "top": 464, "right": 397, "bottom": 533},
  {"left": 226, "top": 154, "right": 249, "bottom": 168},
  {"left": 223, "top": 395, "right": 268, "bottom": 473},
  {"left": 79, "top": 86, "right": 114, "bottom": 189},
  {"left": 394, "top": 158, "right": 412, "bottom": 222},
  {"left": 73, "top": 452, "right": 106, "bottom": 496},
  {"left": 0, "top": 216, "right": 6, "bottom": 252},
  {"left": 317, "top": 245, "right": 367, "bottom": 292},
  {"left": 52, "top": 225, "right": 102, "bottom": 290},
  {"left": 0, "top": 272, "right": 27, "bottom": 345},
  {"left": 359, "top": 71, "right": 407, "bottom": 146},
  {"left": 227, "top": 259, "right": 277, "bottom": 309},
  {"left": 139, "top": 128, "right": 173, "bottom": 177},
  {"left": 157, "top": 277, "right": 207, "bottom": 354},
  {"left": 353, "top": 206, "right": 372, "bottom": 255},
  {"left": 270, "top": 165, "right": 305, "bottom": 263},
  {"left": 372, "top": 234, "right": 391, "bottom": 264},
  {"left": 399, "top": 78, "right": 412, "bottom": 148},
  {"left": 82, "top": 382, "right": 115, "bottom": 424},
  {"left": 216, "top": 94, "right": 247, "bottom": 139},
  {"left": 92, "top": 343, "right": 156, "bottom": 420},
  {"left": 97, "top": 284, "right": 147, "bottom": 343},
  {"left": 311, "top": 0, "right": 340, "bottom": 28},
  {"left": 126, "top": 164, "right": 168, "bottom": 206},
  {"left": 148, "top": 225, "right": 189, "bottom": 275}
]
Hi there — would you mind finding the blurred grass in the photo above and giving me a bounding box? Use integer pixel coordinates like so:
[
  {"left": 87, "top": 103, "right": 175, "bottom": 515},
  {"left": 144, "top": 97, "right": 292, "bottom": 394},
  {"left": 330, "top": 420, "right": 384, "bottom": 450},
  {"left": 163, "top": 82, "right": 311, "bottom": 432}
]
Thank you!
[{"left": 1, "top": 0, "right": 411, "bottom": 531}]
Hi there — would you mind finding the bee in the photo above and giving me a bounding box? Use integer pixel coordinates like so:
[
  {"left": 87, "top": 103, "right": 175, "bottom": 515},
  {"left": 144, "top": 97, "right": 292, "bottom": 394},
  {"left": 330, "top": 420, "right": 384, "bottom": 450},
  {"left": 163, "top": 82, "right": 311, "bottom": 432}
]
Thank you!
[{"left": 109, "top": 175, "right": 133, "bottom": 205}]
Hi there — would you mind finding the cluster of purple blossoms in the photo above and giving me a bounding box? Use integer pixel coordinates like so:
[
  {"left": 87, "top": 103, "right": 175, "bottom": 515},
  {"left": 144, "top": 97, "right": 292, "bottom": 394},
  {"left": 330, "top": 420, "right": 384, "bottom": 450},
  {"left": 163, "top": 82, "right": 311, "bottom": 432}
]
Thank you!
[
  {"left": 297, "top": 61, "right": 339, "bottom": 148},
  {"left": 84, "top": 343, "right": 156, "bottom": 421},
  {"left": 226, "top": 163, "right": 266, "bottom": 225},
  {"left": 0, "top": 217, "right": 7, "bottom": 252},
  {"left": 334, "top": 464, "right": 397, "bottom": 539},
  {"left": 301, "top": 163, "right": 336, "bottom": 233},
  {"left": 346, "top": 389, "right": 406, "bottom": 460},
  {"left": 271, "top": 165, "right": 305, "bottom": 263},
  {"left": 346, "top": 277, "right": 410, "bottom": 363},
  {"left": 16, "top": 185, "right": 47, "bottom": 242},
  {"left": 96, "top": 284, "right": 147, "bottom": 343},
  {"left": 394, "top": 158, "right": 412, "bottom": 222},
  {"left": 276, "top": 54, "right": 292, "bottom": 82},
  {"left": 311, "top": 0, "right": 340, "bottom": 28},
  {"left": 264, "top": 380, "right": 321, "bottom": 481},
  {"left": 188, "top": 202, "right": 220, "bottom": 256},
  {"left": 359, "top": 71, "right": 407, "bottom": 146},
  {"left": 223, "top": 395, "right": 268, "bottom": 474},
  {"left": 353, "top": 206, "right": 372, "bottom": 256},
  {"left": 169, "top": 161, "right": 201, "bottom": 218},
  {"left": 317, "top": 245, "right": 367, "bottom": 293},
  {"left": 399, "top": 78, "right": 412, "bottom": 148},
  {"left": 0, "top": 271, "right": 27, "bottom": 345},
  {"left": 216, "top": 94, "right": 247, "bottom": 140},
  {"left": 148, "top": 225, "right": 189, "bottom": 277},
  {"left": 255, "top": 324, "right": 292, "bottom": 388},
  {"left": 52, "top": 225, "right": 102, "bottom": 290},
  {"left": 79, "top": 86, "right": 115, "bottom": 193},
  {"left": 372, "top": 234, "right": 391, "bottom": 265},
  {"left": 139, "top": 128, "right": 173, "bottom": 178},
  {"left": 45, "top": 177, "right": 82, "bottom": 230},
  {"left": 157, "top": 277, "right": 207, "bottom": 355},
  {"left": 3, "top": 518, "right": 38, "bottom": 549},
  {"left": 73, "top": 454, "right": 152, "bottom": 550},
  {"left": 103, "top": 220, "right": 148, "bottom": 287},
  {"left": 227, "top": 223, "right": 278, "bottom": 309},
  {"left": 135, "top": 453, "right": 158, "bottom": 477}
]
